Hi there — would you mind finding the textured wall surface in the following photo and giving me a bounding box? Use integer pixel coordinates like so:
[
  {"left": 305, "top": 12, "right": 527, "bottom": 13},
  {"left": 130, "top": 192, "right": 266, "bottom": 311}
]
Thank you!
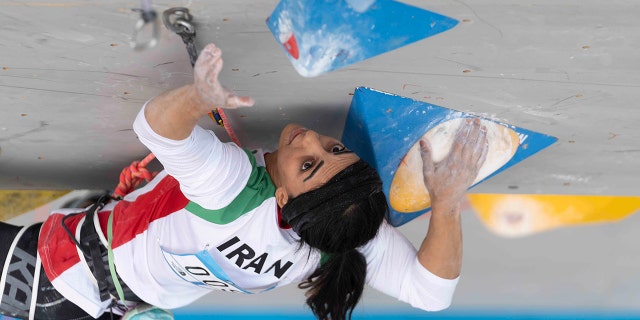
[{"left": 1, "top": 0, "right": 639, "bottom": 316}]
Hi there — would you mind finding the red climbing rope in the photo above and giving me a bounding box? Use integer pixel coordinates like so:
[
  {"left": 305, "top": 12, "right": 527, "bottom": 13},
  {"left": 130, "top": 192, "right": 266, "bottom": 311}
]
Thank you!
[
  {"left": 113, "top": 110, "right": 241, "bottom": 199},
  {"left": 112, "top": 152, "right": 158, "bottom": 199},
  {"left": 216, "top": 109, "right": 241, "bottom": 146}
]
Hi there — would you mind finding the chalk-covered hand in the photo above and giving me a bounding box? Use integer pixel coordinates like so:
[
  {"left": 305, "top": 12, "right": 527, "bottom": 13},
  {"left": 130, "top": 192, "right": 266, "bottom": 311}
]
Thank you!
[
  {"left": 420, "top": 118, "right": 488, "bottom": 214},
  {"left": 192, "top": 43, "right": 254, "bottom": 114}
]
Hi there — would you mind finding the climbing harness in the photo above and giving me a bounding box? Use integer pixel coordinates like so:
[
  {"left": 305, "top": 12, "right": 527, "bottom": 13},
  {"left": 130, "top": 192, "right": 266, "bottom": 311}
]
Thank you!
[
  {"left": 61, "top": 195, "right": 135, "bottom": 316},
  {"left": 79, "top": 196, "right": 113, "bottom": 302},
  {"left": 130, "top": 0, "right": 159, "bottom": 50}
]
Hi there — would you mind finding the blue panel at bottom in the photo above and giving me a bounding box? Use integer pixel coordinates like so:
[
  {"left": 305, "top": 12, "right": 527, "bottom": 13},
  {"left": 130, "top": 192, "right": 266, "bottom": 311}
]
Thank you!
[{"left": 173, "top": 309, "right": 640, "bottom": 320}]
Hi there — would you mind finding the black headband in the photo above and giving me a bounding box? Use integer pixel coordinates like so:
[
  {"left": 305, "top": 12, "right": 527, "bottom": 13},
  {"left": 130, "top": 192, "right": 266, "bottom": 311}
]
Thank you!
[{"left": 281, "top": 159, "right": 382, "bottom": 234}]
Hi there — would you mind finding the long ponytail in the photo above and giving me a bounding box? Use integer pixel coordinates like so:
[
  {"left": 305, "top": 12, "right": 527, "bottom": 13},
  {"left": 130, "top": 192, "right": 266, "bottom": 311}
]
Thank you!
[{"left": 299, "top": 249, "right": 366, "bottom": 320}]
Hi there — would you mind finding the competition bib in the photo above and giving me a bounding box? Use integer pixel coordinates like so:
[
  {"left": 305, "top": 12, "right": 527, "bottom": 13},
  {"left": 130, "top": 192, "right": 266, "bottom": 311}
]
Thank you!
[{"left": 160, "top": 247, "right": 251, "bottom": 294}]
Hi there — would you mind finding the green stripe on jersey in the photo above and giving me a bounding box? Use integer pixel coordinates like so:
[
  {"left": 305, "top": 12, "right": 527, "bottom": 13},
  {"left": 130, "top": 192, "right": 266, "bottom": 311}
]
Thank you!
[{"left": 186, "top": 149, "right": 276, "bottom": 224}]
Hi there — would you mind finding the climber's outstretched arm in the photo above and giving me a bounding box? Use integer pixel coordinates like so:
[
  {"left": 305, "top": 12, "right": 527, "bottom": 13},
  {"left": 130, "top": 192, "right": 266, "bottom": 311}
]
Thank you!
[{"left": 417, "top": 118, "right": 488, "bottom": 279}]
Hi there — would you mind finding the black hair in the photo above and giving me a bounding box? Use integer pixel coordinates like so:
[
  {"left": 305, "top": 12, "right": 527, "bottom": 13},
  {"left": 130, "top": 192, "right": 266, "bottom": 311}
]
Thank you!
[{"left": 282, "top": 160, "right": 388, "bottom": 320}]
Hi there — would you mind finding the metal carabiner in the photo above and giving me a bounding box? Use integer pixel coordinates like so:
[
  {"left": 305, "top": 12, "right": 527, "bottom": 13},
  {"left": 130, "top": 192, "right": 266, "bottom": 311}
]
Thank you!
[
  {"left": 162, "top": 7, "right": 198, "bottom": 66},
  {"left": 130, "top": 9, "right": 159, "bottom": 51},
  {"left": 162, "top": 7, "right": 195, "bottom": 37},
  {"left": 172, "top": 19, "right": 196, "bottom": 41}
]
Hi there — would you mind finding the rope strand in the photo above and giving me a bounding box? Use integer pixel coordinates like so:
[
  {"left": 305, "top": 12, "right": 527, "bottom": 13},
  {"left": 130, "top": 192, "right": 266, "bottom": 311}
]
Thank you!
[
  {"left": 112, "top": 153, "right": 157, "bottom": 199},
  {"left": 217, "top": 108, "right": 241, "bottom": 146}
]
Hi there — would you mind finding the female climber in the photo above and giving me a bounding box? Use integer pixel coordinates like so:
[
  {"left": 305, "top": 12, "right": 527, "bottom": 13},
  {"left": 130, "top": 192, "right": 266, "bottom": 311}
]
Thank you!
[{"left": 0, "top": 42, "right": 488, "bottom": 320}]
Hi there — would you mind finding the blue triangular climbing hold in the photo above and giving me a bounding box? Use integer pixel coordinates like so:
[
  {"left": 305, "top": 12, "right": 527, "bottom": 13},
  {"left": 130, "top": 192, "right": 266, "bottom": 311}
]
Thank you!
[
  {"left": 341, "top": 87, "right": 558, "bottom": 227},
  {"left": 266, "top": 0, "right": 459, "bottom": 77}
]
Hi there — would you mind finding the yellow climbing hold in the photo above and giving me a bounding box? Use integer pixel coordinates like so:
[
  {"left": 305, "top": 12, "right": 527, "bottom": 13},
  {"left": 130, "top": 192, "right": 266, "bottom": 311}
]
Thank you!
[
  {"left": 467, "top": 194, "right": 640, "bottom": 237},
  {"left": 0, "top": 190, "right": 70, "bottom": 221}
]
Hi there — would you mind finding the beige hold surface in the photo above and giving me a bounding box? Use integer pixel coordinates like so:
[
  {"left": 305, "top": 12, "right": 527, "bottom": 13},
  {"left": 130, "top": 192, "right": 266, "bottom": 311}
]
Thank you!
[{"left": 389, "top": 118, "right": 520, "bottom": 213}]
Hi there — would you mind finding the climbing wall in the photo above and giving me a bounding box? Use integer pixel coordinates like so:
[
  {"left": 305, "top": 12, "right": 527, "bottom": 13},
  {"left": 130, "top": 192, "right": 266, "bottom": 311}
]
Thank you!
[{"left": 0, "top": 0, "right": 639, "bottom": 318}]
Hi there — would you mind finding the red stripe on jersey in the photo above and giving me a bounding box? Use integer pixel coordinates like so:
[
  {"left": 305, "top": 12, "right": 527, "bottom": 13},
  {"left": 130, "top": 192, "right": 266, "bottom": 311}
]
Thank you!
[
  {"left": 111, "top": 174, "right": 189, "bottom": 248},
  {"left": 38, "top": 212, "right": 85, "bottom": 280}
]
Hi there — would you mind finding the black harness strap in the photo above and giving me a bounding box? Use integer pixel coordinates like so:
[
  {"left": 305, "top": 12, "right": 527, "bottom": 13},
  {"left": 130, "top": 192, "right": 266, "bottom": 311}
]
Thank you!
[{"left": 79, "top": 196, "right": 112, "bottom": 302}]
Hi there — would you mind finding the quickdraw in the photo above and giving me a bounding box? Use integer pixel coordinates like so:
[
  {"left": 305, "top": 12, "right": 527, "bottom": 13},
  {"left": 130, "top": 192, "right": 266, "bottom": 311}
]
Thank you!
[
  {"left": 162, "top": 7, "right": 198, "bottom": 67},
  {"left": 130, "top": 0, "right": 159, "bottom": 50},
  {"left": 162, "top": 7, "right": 227, "bottom": 129}
]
